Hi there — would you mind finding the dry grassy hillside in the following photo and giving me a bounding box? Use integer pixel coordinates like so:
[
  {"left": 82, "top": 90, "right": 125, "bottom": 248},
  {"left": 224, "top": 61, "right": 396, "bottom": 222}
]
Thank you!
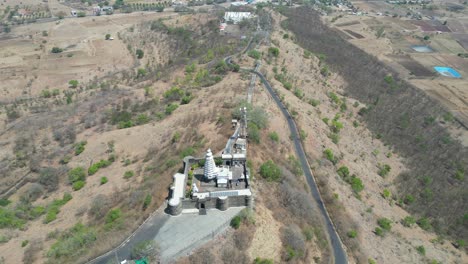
[{"left": 0, "top": 10, "right": 253, "bottom": 263}]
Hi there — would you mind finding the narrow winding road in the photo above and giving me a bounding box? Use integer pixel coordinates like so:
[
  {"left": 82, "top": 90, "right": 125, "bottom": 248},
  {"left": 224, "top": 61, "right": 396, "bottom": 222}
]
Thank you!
[{"left": 252, "top": 69, "right": 348, "bottom": 264}]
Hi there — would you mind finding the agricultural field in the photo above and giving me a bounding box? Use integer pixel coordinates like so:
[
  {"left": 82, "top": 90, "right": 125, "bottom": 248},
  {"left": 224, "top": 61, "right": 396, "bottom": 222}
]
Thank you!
[{"left": 328, "top": 0, "right": 468, "bottom": 143}]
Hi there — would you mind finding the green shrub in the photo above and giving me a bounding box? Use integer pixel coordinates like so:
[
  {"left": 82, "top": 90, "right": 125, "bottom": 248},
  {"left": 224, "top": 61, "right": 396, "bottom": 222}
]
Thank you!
[
  {"left": 163, "top": 86, "right": 184, "bottom": 101},
  {"left": 378, "top": 164, "right": 391, "bottom": 177},
  {"left": 254, "top": 257, "right": 274, "bottom": 264},
  {"left": 74, "top": 141, "right": 87, "bottom": 156},
  {"left": 165, "top": 103, "right": 179, "bottom": 115},
  {"left": 382, "top": 189, "right": 391, "bottom": 199},
  {"left": 248, "top": 123, "right": 261, "bottom": 144},
  {"left": 323, "top": 149, "right": 337, "bottom": 164},
  {"left": 309, "top": 99, "right": 320, "bottom": 107},
  {"left": 268, "top": 131, "right": 279, "bottom": 142},
  {"left": 347, "top": 230, "right": 357, "bottom": 238},
  {"left": 248, "top": 50, "right": 261, "bottom": 60},
  {"left": 416, "top": 245, "right": 425, "bottom": 255},
  {"left": 350, "top": 177, "right": 364, "bottom": 193},
  {"left": 44, "top": 208, "right": 58, "bottom": 224},
  {"left": 136, "top": 49, "right": 144, "bottom": 59},
  {"left": 68, "top": 80, "right": 78, "bottom": 88},
  {"left": 124, "top": 170, "right": 135, "bottom": 179},
  {"left": 0, "top": 207, "right": 25, "bottom": 229},
  {"left": 41, "top": 89, "right": 52, "bottom": 98},
  {"left": 51, "top": 47, "right": 63, "bottom": 53},
  {"left": 404, "top": 195, "right": 415, "bottom": 205},
  {"left": 268, "top": 47, "right": 279, "bottom": 57},
  {"left": 105, "top": 209, "right": 122, "bottom": 224},
  {"left": 259, "top": 160, "right": 281, "bottom": 182},
  {"left": 0, "top": 199, "right": 11, "bottom": 207},
  {"left": 136, "top": 114, "right": 149, "bottom": 125},
  {"left": 47, "top": 223, "right": 96, "bottom": 259},
  {"left": 377, "top": 218, "right": 392, "bottom": 231},
  {"left": 331, "top": 119, "right": 343, "bottom": 133},
  {"left": 72, "top": 180, "right": 85, "bottom": 191},
  {"left": 402, "top": 216, "right": 416, "bottom": 227},
  {"left": 329, "top": 133, "right": 339, "bottom": 144},
  {"left": 455, "top": 239, "right": 466, "bottom": 248},
  {"left": 374, "top": 227, "right": 384, "bottom": 237},
  {"left": 417, "top": 217, "right": 432, "bottom": 230},
  {"left": 230, "top": 215, "right": 241, "bottom": 229},
  {"left": 68, "top": 167, "right": 86, "bottom": 184},
  {"left": 337, "top": 166, "right": 349, "bottom": 178},
  {"left": 100, "top": 177, "right": 108, "bottom": 185},
  {"left": 88, "top": 159, "right": 112, "bottom": 175},
  {"left": 21, "top": 240, "right": 29, "bottom": 247},
  {"left": 143, "top": 194, "right": 152, "bottom": 210}
]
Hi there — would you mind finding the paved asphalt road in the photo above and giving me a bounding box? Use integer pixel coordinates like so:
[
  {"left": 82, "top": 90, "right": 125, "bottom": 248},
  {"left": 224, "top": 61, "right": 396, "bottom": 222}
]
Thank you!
[
  {"left": 88, "top": 211, "right": 170, "bottom": 264},
  {"left": 252, "top": 70, "right": 348, "bottom": 264}
]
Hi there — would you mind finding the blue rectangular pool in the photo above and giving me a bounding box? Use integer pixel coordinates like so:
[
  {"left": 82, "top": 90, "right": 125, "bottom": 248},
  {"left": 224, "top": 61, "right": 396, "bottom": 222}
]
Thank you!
[{"left": 434, "top": 66, "right": 462, "bottom": 78}]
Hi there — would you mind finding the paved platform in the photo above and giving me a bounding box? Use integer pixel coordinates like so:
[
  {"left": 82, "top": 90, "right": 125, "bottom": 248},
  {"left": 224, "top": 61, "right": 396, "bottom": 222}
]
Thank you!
[{"left": 156, "top": 207, "right": 244, "bottom": 262}]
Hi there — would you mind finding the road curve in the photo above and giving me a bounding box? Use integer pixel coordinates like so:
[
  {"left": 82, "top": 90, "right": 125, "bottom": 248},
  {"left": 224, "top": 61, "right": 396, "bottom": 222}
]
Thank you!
[{"left": 252, "top": 70, "right": 348, "bottom": 264}]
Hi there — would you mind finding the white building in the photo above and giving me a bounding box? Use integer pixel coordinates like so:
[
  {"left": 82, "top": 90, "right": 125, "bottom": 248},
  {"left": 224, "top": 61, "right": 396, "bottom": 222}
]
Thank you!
[{"left": 224, "top": 12, "right": 253, "bottom": 24}]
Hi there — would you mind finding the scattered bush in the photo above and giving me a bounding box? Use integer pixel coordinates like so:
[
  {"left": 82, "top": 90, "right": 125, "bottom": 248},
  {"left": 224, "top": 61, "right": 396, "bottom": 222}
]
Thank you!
[
  {"left": 100, "top": 177, "right": 108, "bottom": 185},
  {"left": 230, "top": 215, "right": 241, "bottom": 229},
  {"left": 165, "top": 103, "right": 179, "bottom": 115},
  {"left": 105, "top": 208, "right": 122, "bottom": 224},
  {"left": 51, "top": 47, "right": 63, "bottom": 53},
  {"left": 136, "top": 49, "right": 144, "bottom": 59},
  {"left": 402, "top": 216, "right": 416, "bottom": 227},
  {"left": 323, "top": 148, "right": 337, "bottom": 164},
  {"left": 377, "top": 218, "right": 392, "bottom": 231},
  {"left": 88, "top": 159, "right": 112, "bottom": 175},
  {"left": 68, "top": 80, "right": 78, "bottom": 88},
  {"left": 268, "top": 131, "right": 279, "bottom": 142},
  {"left": 143, "top": 194, "right": 152, "bottom": 210},
  {"left": 47, "top": 223, "right": 96, "bottom": 259},
  {"left": 268, "top": 47, "right": 279, "bottom": 57},
  {"left": 417, "top": 217, "right": 432, "bottom": 231},
  {"left": 416, "top": 245, "right": 425, "bottom": 255},
  {"left": 68, "top": 167, "right": 86, "bottom": 184},
  {"left": 72, "top": 180, "right": 85, "bottom": 191},
  {"left": 337, "top": 166, "right": 349, "bottom": 178},
  {"left": 347, "top": 230, "right": 357, "bottom": 238},
  {"left": 74, "top": 141, "right": 87, "bottom": 156},
  {"left": 374, "top": 227, "right": 384, "bottom": 237},
  {"left": 259, "top": 160, "right": 281, "bottom": 182},
  {"left": 21, "top": 240, "right": 29, "bottom": 247},
  {"left": 254, "top": 258, "right": 273, "bottom": 264},
  {"left": 377, "top": 163, "right": 391, "bottom": 177},
  {"left": 382, "top": 189, "right": 391, "bottom": 199},
  {"left": 124, "top": 170, "right": 135, "bottom": 179},
  {"left": 248, "top": 50, "right": 261, "bottom": 60},
  {"left": 404, "top": 194, "right": 415, "bottom": 205},
  {"left": 131, "top": 240, "right": 158, "bottom": 260},
  {"left": 282, "top": 225, "right": 305, "bottom": 261}
]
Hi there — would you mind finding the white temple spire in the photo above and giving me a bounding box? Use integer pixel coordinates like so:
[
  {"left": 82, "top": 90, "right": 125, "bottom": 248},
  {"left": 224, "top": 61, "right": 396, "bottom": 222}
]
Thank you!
[{"left": 204, "top": 149, "right": 218, "bottom": 180}]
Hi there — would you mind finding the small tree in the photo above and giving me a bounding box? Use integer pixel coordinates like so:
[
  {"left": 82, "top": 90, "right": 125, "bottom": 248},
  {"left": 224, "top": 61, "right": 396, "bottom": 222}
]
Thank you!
[{"left": 105, "top": 34, "right": 111, "bottom": 40}]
